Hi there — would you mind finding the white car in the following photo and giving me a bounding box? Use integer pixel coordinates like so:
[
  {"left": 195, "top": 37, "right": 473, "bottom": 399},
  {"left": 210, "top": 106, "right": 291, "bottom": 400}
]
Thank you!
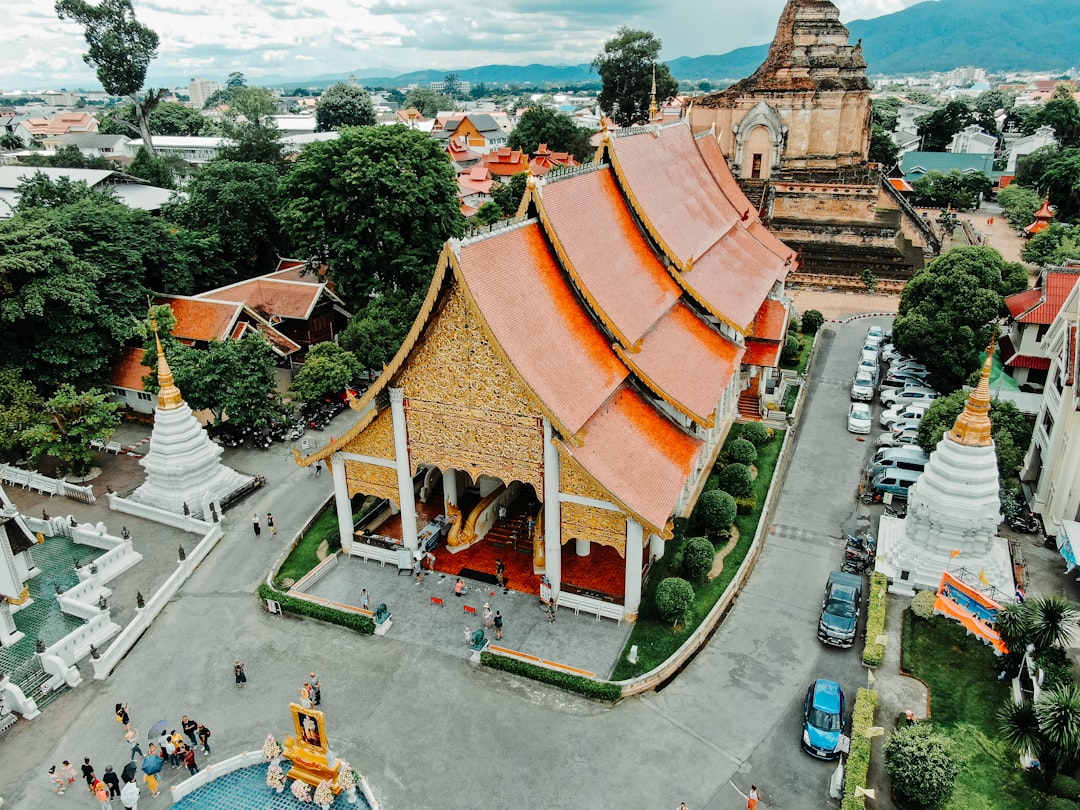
[
  {"left": 881, "top": 344, "right": 904, "bottom": 363},
  {"left": 880, "top": 386, "right": 939, "bottom": 407},
  {"left": 889, "top": 359, "right": 928, "bottom": 376},
  {"left": 865, "top": 326, "right": 885, "bottom": 346},
  {"left": 851, "top": 371, "right": 876, "bottom": 402},
  {"left": 876, "top": 426, "right": 921, "bottom": 448},
  {"left": 857, "top": 358, "right": 879, "bottom": 385},
  {"left": 847, "top": 402, "right": 873, "bottom": 434},
  {"left": 880, "top": 402, "right": 929, "bottom": 429}
]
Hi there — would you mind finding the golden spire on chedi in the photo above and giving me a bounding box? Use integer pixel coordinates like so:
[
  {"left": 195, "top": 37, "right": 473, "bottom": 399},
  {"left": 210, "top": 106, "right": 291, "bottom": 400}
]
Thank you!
[
  {"left": 152, "top": 324, "right": 184, "bottom": 411},
  {"left": 946, "top": 339, "right": 996, "bottom": 448}
]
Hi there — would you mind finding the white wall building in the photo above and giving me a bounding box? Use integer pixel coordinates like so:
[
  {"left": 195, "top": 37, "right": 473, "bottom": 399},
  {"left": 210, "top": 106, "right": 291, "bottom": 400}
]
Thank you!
[
  {"left": 947, "top": 124, "right": 997, "bottom": 155},
  {"left": 188, "top": 77, "right": 222, "bottom": 110},
  {"left": 1006, "top": 125, "right": 1059, "bottom": 173}
]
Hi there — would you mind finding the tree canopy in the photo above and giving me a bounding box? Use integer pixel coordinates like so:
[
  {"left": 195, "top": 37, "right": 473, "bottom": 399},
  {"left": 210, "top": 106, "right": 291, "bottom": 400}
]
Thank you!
[
  {"left": 287, "top": 342, "right": 363, "bottom": 403},
  {"left": 507, "top": 106, "right": 594, "bottom": 163},
  {"left": 592, "top": 28, "right": 678, "bottom": 129},
  {"left": 915, "top": 100, "right": 976, "bottom": 151},
  {"left": 55, "top": 0, "right": 162, "bottom": 153},
  {"left": 24, "top": 384, "right": 121, "bottom": 476},
  {"left": 869, "top": 126, "right": 900, "bottom": 168},
  {"left": 278, "top": 124, "right": 463, "bottom": 311},
  {"left": 1040, "top": 85, "right": 1080, "bottom": 147},
  {"left": 315, "top": 82, "right": 376, "bottom": 132},
  {"left": 13, "top": 172, "right": 116, "bottom": 212},
  {"left": 996, "top": 183, "right": 1043, "bottom": 228},
  {"left": 401, "top": 88, "right": 454, "bottom": 118},
  {"left": 98, "top": 100, "right": 210, "bottom": 137},
  {"left": 917, "top": 388, "right": 1032, "bottom": 475},
  {"left": 893, "top": 246, "right": 1028, "bottom": 392},
  {"left": 1022, "top": 223, "right": 1080, "bottom": 266},
  {"left": 491, "top": 172, "right": 529, "bottom": 217},
  {"left": 19, "top": 144, "right": 112, "bottom": 171},
  {"left": 872, "top": 97, "right": 904, "bottom": 130},
  {"left": 910, "top": 169, "right": 992, "bottom": 210},
  {"left": 1017, "top": 147, "right": 1080, "bottom": 223}
]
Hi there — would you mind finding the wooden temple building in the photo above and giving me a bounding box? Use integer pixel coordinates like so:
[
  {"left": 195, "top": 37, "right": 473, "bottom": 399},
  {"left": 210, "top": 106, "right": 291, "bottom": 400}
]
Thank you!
[{"left": 297, "top": 121, "right": 796, "bottom": 622}]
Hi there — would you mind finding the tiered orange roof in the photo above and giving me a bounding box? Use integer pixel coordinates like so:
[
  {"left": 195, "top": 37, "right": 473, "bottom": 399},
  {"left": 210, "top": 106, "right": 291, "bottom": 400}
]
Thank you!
[
  {"left": 1025, "top": 199, "right": 1055, "bottom": 236},
  {"left": 482, "top": 147, "right": 529, "bottom": 177},
  {"left": 603, "top": 124, "right": 790, "bottom": 331},
  {"left": 530, "top": 143, "right": 580, "bottom": 177},
  {"left": 156, "top": 294, "right": 299, "bottom": 357},
  {"left": 198, "top": 277, "right": 324, "bottom": 320}
]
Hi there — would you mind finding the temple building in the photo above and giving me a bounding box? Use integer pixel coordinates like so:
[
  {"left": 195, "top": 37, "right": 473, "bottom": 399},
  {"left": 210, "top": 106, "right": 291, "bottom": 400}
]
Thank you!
[
  {"left": 689, "top": 0, "right": 937, "bottom": 286},
  {"left": 297, "top": 122, "right": 795, "bottom": 621},
  {"left": 876, "top": 349, "right": 1014, "bottom": 596},
  {"left": 130, "top": 335, "right": 253, "bottom": 517}
]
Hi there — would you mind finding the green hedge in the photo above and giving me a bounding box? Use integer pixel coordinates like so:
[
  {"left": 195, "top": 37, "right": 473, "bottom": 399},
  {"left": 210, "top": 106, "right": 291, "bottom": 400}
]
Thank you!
[
  {"left": 257, "top": 583, "right": 375, "bottom": 635},
  {"left": 863, "top": 572, "right": 889, "bottom": 668},
  {"left": 480, "top": 651, "right": 623, "bottom": 701},
  {"left": 841, "top": 688, "right": 879, "bottom": 810}
]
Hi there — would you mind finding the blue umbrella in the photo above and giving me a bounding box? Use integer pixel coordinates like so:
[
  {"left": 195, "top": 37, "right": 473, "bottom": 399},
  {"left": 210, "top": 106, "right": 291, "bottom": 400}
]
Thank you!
[
  {"left": 149, "top": 719, "right": 168, "bottom": 737},
  {"left": 140, "top": 754, "right": 163, "bottom": 775}
]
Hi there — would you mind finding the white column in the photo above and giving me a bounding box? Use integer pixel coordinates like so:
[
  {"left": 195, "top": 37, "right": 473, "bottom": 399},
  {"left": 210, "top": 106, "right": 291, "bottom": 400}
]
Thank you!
[
  {"left": 443, "top": 468, "right": 458, "bottom": 510},
  {"left": 390, "top": 388, "right": 418, "bottom": 550},
  {"left": 624, "top": 519, "right": 644, "bottom": 620},
  {"left": 543, "top": 418, "right": 561, "bottom": 594},
  {"left": 649, "top": 532, "right": 664, "bottom": 561},
  {"left": 575, "top": 538, "right": 590, "bottom": 557},
  {"left": 330, "top": 453, "right": 353, "bottom": 554},
  {"left": 0, "top": 602, "right": 23, "bottom": 646}
]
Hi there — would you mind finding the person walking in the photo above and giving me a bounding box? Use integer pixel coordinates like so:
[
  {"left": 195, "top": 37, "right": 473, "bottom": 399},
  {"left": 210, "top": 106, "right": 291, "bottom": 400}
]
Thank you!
[
  {"left": 234, "top": 660, "right": 247, "bottom": 688},
  {"left": 494, "top": 610, "right": 503, "bottom": 640},
  {"left": 142, "top": 770, "right": 160, "bottom": 799},
  {"left": 120, "top": 779, "right": 140, "bottom": 810},
  {"left": 182, "top": 715, "right": 199, "bottom": 746},
  {"left": 495, "top": 559, "right": 505, "bottom": 589},
  {"left": 103, "top": 765, "right": 121, "bottom": 798},
  {"left": 183, "top": 745, "right": 199, "bottom": 775},
  {"left": 252, "top": 513, "right": 261, "bottom": 536},
  {"left": 314, "top": 461, "right": 322, "bottom": 477},
  {"left": 747, "top": 785, "right": 760, "bottom": 810},
  {"left": 92, "top": 777, "right": 111, "bottom": 806},
  {"left": 61, "top": 760, "right": 77, "bottom": 787},
  {"left": 308, "top": 672, "right": 322, "bottom": 706},
  {"left": 125, "top": 726, "right": 143, "bottom": 759},
  {"left": 267, "top": 512, "right": 276, "bottom": 536},
  {"left": 198, "top": 723, "right": 212, "bottom": 755},
  {"left": 81, "top": 757, "right": 96, "bottom": 792},
  {"left": 359, "top": 589, "right": 369, "bottom": 610},
  {"left": 49, "top": 766, "right": 65, "bottom": 795},
  {"left": 115, "top": 702, "right": 130, "bottom": 728},
  {"left": 483, "top": 603, "right": 493, "bottom": 629}
]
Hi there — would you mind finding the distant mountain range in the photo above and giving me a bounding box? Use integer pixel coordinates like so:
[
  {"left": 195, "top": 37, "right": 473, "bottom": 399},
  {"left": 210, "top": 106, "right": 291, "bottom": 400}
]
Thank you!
[{"left": 249, "top": 0, "right": 1080, "bottom": 90}]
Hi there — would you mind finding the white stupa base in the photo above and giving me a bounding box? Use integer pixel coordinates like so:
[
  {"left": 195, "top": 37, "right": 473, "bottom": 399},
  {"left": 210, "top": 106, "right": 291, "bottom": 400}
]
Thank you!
[{"left": 876, "top": 515, "right": 1014, "bottom": 597}]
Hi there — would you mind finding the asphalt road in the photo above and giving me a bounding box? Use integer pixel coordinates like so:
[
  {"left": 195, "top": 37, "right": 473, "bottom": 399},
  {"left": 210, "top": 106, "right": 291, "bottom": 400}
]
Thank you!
[{"left": 1, "top": 317, "right": 891, "bottom": 810}]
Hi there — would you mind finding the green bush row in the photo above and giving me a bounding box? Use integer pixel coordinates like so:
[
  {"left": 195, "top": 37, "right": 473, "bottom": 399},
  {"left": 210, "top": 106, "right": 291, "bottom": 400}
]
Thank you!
[
  {"left": 480, "top": 651, "right": 623, "bottom": 701},
  {"left": 863, "top": 572, "right": 889, "bottom": 668},
  {"left": 257, "top": 583, "right": 375, "bottom": 635},
  {"left": 842, "top": 687, "right": 879, "bottom": 810}
]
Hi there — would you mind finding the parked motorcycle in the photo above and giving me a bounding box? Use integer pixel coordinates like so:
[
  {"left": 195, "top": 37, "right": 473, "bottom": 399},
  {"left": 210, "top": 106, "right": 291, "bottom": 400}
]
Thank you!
[{"left": 842, "top": 556, "right": 873, "bottom": 574}]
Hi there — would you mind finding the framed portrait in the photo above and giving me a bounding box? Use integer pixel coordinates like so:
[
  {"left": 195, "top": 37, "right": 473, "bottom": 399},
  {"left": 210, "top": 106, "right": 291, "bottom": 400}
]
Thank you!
[{"left": 290, "top": 703, "right": 327, "bottom": 752}]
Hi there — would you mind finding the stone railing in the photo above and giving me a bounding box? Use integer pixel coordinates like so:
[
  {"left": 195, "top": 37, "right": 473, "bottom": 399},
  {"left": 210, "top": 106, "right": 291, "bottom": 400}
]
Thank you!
[{"left": 0, "top": 464, "right": 95, "bottom": 503}]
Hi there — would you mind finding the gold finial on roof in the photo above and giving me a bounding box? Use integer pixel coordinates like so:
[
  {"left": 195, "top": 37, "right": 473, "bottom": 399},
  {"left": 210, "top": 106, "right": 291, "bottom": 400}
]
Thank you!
[
  {"left": 946, "top": 338, "right": 996, "bottom": 447},
  {"left": 151, "top": 318, "right": 184, "bottom": 411},
  {"left": 648, "top": 65, "right": 658, "bottom": 121}
]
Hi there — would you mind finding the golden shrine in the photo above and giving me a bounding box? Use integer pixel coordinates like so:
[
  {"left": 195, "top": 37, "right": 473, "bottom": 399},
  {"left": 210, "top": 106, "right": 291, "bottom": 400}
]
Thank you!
[
  {"left": 281, "top": 703, "right": 341, "bottom": 790},
  {"left": 297, "top": 121, "right": 795, "bottom": 621}
]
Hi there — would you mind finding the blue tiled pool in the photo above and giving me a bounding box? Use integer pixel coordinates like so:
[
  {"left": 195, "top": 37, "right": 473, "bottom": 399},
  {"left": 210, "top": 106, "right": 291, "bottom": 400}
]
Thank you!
[{"left": 172, "top": 763, "right": 370, "bottom": 809}]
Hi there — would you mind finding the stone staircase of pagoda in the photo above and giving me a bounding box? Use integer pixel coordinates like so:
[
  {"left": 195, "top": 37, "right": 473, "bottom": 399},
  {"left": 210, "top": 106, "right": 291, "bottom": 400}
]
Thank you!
[{"left": 738, "top": 378, "right": 762, "bottom": 420}]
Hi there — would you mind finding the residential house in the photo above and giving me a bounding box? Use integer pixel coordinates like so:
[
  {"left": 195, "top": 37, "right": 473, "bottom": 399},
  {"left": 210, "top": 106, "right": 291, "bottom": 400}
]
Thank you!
[
  {"left": 1019, "top": 263, "right": 1080, "bottom": 538},
  {"left": 13, "top": 111, "right": 98, "bottom": 145},
  {"left": 456, "top": 165, "right": 494, "bottom": 214},
  {"left": 1005, "top": 125, "right": 1058, "bottom": 174},
  {"left": 0, "top": 166, "right": 173, "bottom": 219},
  {"left": 481, "top": 147, "right": 529, "bottom": 179},
  {"left": 432, "top": 113, "right": 509, "bottom": 154},
  {"left": 1002, "top": 265, "right": 1080, "bottom": 390},
  {"left": 39, "top": 132, "right": 130, "bottom": 162},
  {"left": 900, "top": 151, "right": 996, "bottom": 182},
  {"left": 528, "top": 143, "right": 580, "bottom": 177}
]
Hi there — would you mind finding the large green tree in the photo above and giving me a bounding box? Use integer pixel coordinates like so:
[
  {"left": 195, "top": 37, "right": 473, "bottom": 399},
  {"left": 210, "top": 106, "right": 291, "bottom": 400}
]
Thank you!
[
  {"left": 911, "top": 169, "right": 992, "bottom": 209},
  {"left": 287, "top": 342, "right": 363, "bottom": 403},
  {"left": 338, "top": 300, "right": 410, "bottom": 372},
  {"left": 19, "top": 144, "right": 112, "bottom": 170},
  {"left": 869, "top": 125, "right": 900, "bottom": 168},
  {"left": 892, "top": 246, "right": 1028, "bottom": 392},
  {"left": 55, "top": 0, "right": 163, "bottom": 154},
  {"left": 916, "top": 389, "right": 1032, "bottom": 475},
  {"left": 278, "top": 124, "right": 463, "bottom": 310},
  {"left": 126, "top": 145, "right": 174, "bottom": 188},
  {"left": 98, "top": 100, "right": 209, "bottom": 137},
  {"left": 491, "top": 171, "right": 529, "bottom": 217},
  {"left": 315, "top": 82, "right": 376, "bottom": 132},
  {"left": 997, "top": 183, "right": 1043, "bottom": 228},
  {"left": 1022, "top": 223, "right": 1080, "bottom": 266},
  {"left": 216, "top": 117, "right": 287, "bottom": 171},
  {"left": 872, "top": 97, "right": 904, "bottom": 130},
  {"left": 13, "top": 172, "right": 116, "bottom": 212},
  {"left": 163, "top": 160, "right": 282, "bottom": 281},
  {"left": 0, "top": 368, "right": 47, "bottom": 456},
  {"left": 507, "top": 106, "right": 594, "bottom": 163},
  {"left": 1040, "top": 85, "right": 1080, "bottom": 147},
  {"left": 915, "top": 100, "right": 975, "bottom": 151},
  {"left": 592, "top": 28, "right": 678, "bottom": 129},
  {"left": 24, "top": 384, "right": 121, "bottom": 476},
  {"left": 401, "top": 88, "right": 454, "bottom": 118}
]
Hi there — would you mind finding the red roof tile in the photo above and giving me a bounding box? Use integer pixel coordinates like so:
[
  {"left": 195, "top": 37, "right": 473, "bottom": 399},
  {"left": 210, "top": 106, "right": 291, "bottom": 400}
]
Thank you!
[
  {"left": 157, "top": 295, "right": 241, "bottom": 343},
  {"left": 109, "top": 347, "right": 148, "bottom": 390},
  {"left": 458, "top": 223, "right": 627, "bottom": 434},
  {"left": 751, "top": 299, "right": 789, "bottom": 341},
  {"left": 889, "top": 177, "right": 914, "bottom": 193},
  {"left": 1005, "top": 288, "right": 1042, "bottom": 319},
  {"left": 540, "top": 168, "right": 681, "bottom": 343},
  {"left": 743, "top": 338, "right": 783, "bottom": 367},
  {"left": 566, "top": 386, "right": 701, "bottom": 530},
  {"left": 608, "top": 124, "right": 789, "bottom": 329},
  {"left": 1007, "top": 270, "right": 1080, "bottom": 324},
  {"left": 999, "top": 334, "right": 1050, "bottom": 370},
  {"left": 199, "top": 278, "right": 322, "bottom": 320}
]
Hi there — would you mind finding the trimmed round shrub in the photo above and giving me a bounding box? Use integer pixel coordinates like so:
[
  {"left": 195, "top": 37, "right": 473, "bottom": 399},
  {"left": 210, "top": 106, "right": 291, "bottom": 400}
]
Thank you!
[
  {"left": 911, "top": 589, "right": 937, "bottom": 620},
  {"left": 726, "top": 437, "right": 758, "bottom": 466},
  {"left": 781, "top": 334, "right": 800, "bottom": 364},
  {"left": 717, "top": 463, "right": 753, "bottom": 498},
  {"left": 801, "top": 309, "right": 825, "bottom": 333},
  {"left": 1046, "top": 799, "right": 1080, "bottom": 810},
  {"left": 654, "top": 577, "right": 694, "bottom": 627},
  {"left": 788, "top": 317, "right": 799, "bottom": 334},
  {"left": 883, "top": 724, "right": 959, "bottom": 808},
  {"left": 682, "top": 536, "right": 715, "bottom": 581},
  {"left": 1051, "top": 775, "right": 1080, "bottom": 803},
  {"left": 739, "top": 422, "right": 769, "bottom": 447},
  {"left": 696, "top": 490, "right": 736, "bottom": 538},
  {"left": 734, "top": 495, "right": 756, "bottom": 516}
]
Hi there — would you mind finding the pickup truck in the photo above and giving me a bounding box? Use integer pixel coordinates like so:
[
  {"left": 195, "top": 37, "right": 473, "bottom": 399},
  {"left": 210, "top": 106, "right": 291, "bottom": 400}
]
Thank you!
[{"left": 817, "top": 570, "right": 863, "bottom": 648}]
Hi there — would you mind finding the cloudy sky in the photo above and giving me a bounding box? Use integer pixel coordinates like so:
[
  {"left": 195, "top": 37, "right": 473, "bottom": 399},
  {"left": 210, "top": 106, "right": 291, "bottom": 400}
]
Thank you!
[{"left": 2, "top": 0, "right": 925, "bottom": 90}]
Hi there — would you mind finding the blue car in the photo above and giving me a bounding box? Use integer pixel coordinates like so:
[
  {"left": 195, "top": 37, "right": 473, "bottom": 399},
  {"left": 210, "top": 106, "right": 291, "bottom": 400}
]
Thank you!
[{"left": 802, "top": 679, "right": 846, "bottom": 759}]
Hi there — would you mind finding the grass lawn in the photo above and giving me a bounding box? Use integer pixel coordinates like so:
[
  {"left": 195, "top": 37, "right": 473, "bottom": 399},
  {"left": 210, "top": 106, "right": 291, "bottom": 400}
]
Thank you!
[
  {"left": 610, "top": 425, "right": 784, "bottom": 680},
  {"left": 274, "top": 503, "right": 343, "bottom": 587},
  {"left": 900, "top": 609, "right": 1033, "bottom": 810},
  {"left": 780, "top": 330, "right": 816, "bottom": 375}
]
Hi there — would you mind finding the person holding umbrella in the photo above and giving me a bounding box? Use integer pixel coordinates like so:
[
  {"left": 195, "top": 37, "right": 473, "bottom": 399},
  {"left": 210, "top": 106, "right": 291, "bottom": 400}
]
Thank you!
[
  {"left": 120, "top": 779, "right": 140, "bottom": 810},
  {"left": 121, "top": 760, "right": 138, "bottom": 785},
  {"left": 140, "top": 748, "right": 163, "bottom": 798}
]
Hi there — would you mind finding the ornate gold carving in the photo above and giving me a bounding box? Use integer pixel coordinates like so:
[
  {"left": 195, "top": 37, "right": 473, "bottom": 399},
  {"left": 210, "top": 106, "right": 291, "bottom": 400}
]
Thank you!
[
  {"left": 350, "top": 408, "right": 395, "bottom": 461},
  {"left": 445, "top": 503, "right": 463, "bottom": 547},
  {"left": 345, "top": 460, "right": 398, "bottom": 504},
  {"left": 560, "top": 500, "right": 627, "bottom": 557},
  {"left": 533, "top": 511, "right": 545, "bottom": 569},
  {"left": 395, "top": 282, "right": 545, "bottom": 494}
]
